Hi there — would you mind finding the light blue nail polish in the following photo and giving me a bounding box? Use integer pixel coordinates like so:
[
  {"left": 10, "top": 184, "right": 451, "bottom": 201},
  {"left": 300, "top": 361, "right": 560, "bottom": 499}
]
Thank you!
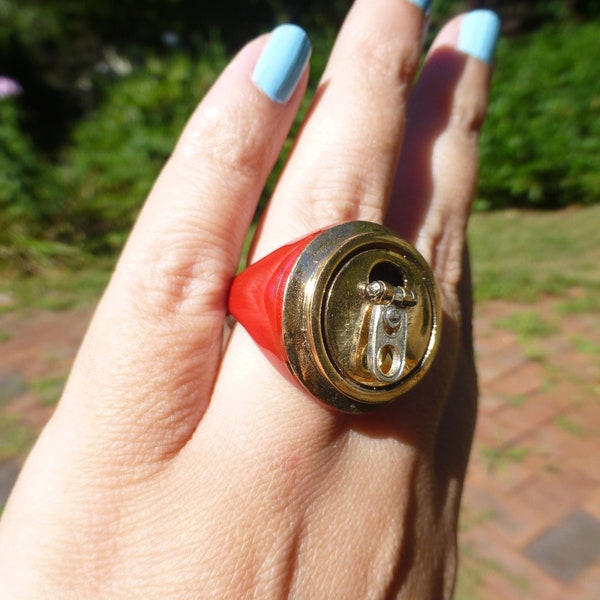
[
  {"left": 252, "top": 24, "right": 311, "bottom": 104},
  {"left": 458, "top": 10, "right": 501, "bottom": 64},
  {"left": 409, "top": 0, "right": 433, "bottom": 15}
]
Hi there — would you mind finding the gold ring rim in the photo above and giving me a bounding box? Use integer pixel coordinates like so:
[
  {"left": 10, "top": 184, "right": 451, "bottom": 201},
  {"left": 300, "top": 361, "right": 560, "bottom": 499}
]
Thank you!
[{"left": 281, "top": 221, "right": 441, "bottom": 413}]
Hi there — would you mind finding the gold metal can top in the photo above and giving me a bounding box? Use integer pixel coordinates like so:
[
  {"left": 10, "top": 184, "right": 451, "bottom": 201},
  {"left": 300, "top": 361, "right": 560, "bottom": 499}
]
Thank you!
[{"left": 282, "top": 221, "right": 441, "bottom": 413}]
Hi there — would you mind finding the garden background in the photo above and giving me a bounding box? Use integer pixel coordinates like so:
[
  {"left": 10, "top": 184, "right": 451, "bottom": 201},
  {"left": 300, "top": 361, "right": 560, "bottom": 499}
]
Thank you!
[
  {"left": 1, "top": 1, "right": 600, "bottom": 598},
  {"left": 2, "top": 0, "right": 600, "bottom": 274}
]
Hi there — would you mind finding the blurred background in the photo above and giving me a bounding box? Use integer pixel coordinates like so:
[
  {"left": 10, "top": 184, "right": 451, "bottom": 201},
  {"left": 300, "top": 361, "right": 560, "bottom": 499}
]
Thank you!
[
  {"left": 1, "top": 0, "right": 600, "bottom": 273},
  {"left": 1, "top": 1, "right": 599, "bottom": 598}
]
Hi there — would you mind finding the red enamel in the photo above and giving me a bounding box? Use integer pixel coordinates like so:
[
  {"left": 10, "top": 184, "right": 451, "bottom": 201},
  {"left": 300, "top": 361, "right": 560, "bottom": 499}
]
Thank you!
[{"left": 228, "top": 232, "right": 320, "bottom": 360}]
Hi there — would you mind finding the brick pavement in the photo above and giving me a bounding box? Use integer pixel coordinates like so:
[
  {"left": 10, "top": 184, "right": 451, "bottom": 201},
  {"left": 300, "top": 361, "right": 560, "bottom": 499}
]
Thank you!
[
  {"left": 458, "top": 297, "right": 600, "bottom": 599},
  {"left": 1, "top": 297, "right": 599, "bottom": 598}
]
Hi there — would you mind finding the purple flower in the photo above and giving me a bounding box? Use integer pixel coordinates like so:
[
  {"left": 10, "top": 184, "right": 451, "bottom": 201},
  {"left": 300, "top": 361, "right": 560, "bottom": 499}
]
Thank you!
[{"left": 0, "top": 76, "right": 23, "bottom": 99}]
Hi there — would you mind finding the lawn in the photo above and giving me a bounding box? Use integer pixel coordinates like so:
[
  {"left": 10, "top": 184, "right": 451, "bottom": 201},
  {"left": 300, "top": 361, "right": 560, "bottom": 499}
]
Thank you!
[
  {"left": 468, "top": 204, "right": 600, "bottom": 304},
  {"left": 2, "top": 204, "right": 600, "bottom": 315}
]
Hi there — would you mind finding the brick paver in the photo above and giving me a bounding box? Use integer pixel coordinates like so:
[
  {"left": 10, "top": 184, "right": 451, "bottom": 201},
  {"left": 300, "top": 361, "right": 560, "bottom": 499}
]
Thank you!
[
  {"left": 460, "top": 298, "right": 600, "bottom": 599},
  {"left": 1, "top": 297, "right": 599, "bottom": 598}
]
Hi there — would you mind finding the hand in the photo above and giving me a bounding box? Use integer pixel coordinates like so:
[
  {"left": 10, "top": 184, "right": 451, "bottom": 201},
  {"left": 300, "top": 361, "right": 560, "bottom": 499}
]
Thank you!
[{"left": 0, "top": 2, "right": 500, "bottom": 597}]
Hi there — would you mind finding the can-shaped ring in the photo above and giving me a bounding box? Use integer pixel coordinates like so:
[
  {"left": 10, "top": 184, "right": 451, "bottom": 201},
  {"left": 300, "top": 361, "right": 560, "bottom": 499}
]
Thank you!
[{"left": 228, "top": 221, "right": 441, "bottom": 413}]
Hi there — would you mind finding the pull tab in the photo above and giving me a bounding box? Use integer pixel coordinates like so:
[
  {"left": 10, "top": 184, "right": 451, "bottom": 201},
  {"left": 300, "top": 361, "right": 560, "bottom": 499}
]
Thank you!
[{"left": 364, "top": 280, "right": 417, "bottom": 384}]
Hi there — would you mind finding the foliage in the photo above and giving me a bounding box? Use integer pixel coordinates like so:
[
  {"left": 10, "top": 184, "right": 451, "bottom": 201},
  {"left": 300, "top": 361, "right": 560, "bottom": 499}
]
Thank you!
[
  {"left": 61, "top": 45, "right": 228, "bottom": 253},
  {"left": 0, "top": 0, "right": 351, "bottom": 151},
  {"left": 0, "top": 99, "right": 73, "bottom": 272},
  {"left": 2, "top": 1, "right": 596, "bottom": 153},
  {"left": 2, "top": 1, "right": 600, "bottom": 271},
  {"left": 477, "top": 20, "right": 600, "bottom": 209}
]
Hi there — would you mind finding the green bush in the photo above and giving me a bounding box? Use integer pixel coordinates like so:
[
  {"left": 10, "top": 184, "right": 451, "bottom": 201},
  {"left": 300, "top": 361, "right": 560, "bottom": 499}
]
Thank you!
[
  {"left": 2, "top": 13, "right": 600, "bottom": 273},
  {"left": 477, "top": 20, "right": 600, "bottom": 209},
  {"left": 62, "top": 45, "right": 228, "bottom": 253},
  {"left": 0, "top": 100, "right": 39, "bottom": 222},
  {"left": 0, "top": 98, "right": 71, "bottom": 272},
  {"left": 62, "top": 28, "right": 335, "bottom": 253}
]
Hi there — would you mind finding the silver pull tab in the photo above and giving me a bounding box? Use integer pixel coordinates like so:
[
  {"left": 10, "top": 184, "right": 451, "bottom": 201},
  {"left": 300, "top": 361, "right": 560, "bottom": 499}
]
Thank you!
[{"left": 365, "top": 280, "right": 417, "bottom": 384}]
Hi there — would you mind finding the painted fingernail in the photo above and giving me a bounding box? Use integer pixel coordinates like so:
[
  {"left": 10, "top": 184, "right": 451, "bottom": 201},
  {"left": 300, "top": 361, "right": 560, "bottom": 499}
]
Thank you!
[
  {"left": 252, "top": 24, "right": 311, "bottom": 104},
  {"left": 409, "top": 0, "right": 433, "bottom": 15},
  {"left": 458, "top": 10, "right": 501, "bottom": 64}
]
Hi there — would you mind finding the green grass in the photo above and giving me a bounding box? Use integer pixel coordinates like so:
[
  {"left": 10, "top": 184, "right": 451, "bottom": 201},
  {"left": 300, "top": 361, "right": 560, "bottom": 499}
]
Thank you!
[
  {"left": 558, "top": 292, "right": 600, "bottom": 315},
  {"left": 468, "top": 205, "right": 600, "bottom": 302},
  {"left": 456, "top": 541, "right": 531, "bottom": 600},
  {"left": 0, "top": 373, "right": 26, "bottom": 407},
  {"left": 480, "top": 445, "right": 532, "bottom": 474},
  {"left": 30, "top": 375, "right": 67, "bottom": 407},
  {"left": 459, "top": 506, "right": 497, "bottom": 534},
  {"left": 0, "top": 205, "right": 599, "bottom": 315},
  {"left": 458, "top": 501, "right": 532, "bottom": 597},
  {"left": 570, "top": 336, "right": 600, "bottom": 356},
  {"left": 507, "top": 394, "right": 527, "bottom": 408},
  {"left": 455, "top": 542, "right": 486, "bottom": 600},
  {"left": 554, "top": 414, "right": 585, "bottom": 436},
  {"left": 0, "top": 414, "right": 34, "bottom": 461},
  {"left": 0, "top": 260, "right": 113, "bottom": 314},
  {"left": 0, "top": 204, "right": 598, "bottom": 314},
  {"left": 494, "top": 311, "right": 558, "bottom": 339},
  {"left": 493, "top": 310, "right": 557, "bottom": 362},
  {"left": 522, "top": 342, "right": 547, "bottom": 363}
]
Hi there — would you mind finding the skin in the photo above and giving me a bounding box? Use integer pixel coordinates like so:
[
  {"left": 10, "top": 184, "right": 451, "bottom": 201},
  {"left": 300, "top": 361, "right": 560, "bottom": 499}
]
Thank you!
[{"left": 0, "top": 1, "right": 494, "bottom": 597}]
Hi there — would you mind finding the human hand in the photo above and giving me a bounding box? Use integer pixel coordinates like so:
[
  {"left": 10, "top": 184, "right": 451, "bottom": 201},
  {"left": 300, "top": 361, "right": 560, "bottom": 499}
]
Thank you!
[{"left": 0, "top": 2, "right": 500, "bottom": 598}]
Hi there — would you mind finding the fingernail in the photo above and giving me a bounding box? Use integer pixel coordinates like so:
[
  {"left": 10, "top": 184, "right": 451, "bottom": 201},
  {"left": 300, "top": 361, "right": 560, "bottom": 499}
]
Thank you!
[
  {"left": 252, "top": 24, "right": 311, "bottom": 104},
  {"left": 458, "top": 10, "right": 501, "bottom": 64},
  {"left": 409, "top": 0, "right": 433, "bottom": 15}
]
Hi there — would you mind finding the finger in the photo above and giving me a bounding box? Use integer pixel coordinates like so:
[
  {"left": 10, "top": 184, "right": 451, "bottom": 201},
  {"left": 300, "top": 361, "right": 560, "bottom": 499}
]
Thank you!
[
  {"left": 54, "top": 28, "right": 311, "bottom": 454},
  {"left": 252, "top": 0, "right": 431, "bottom": 260},
  {"left": 384, "top": 10, "right": 499, "bottom": 507},
  {"left": 387, "top": 11, "right": 500, "bottom": 311},
  {"left": 213, "top": 0, "right": 433, "bottom": 438}
]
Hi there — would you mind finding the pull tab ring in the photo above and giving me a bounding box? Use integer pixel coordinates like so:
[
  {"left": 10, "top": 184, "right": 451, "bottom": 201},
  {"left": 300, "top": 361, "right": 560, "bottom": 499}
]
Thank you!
[
  {"left": 365, "top": 281, "right": 417, "bottom": 384},
  {"left": 229, "top": 221, "right": 441, "bottom": 413}
]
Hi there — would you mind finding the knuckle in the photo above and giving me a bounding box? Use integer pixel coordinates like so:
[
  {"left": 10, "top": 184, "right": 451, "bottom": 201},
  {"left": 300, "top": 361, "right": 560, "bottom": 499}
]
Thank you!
[
  {"left": 176, "top": 98, "right": 271, "bottom": 184},
  {"left": 123, "top": 226, "right": 229, "bottom": 319},
  {"left": 303, "top": 164, "right": 386, "bottom": 226},
  {"left": 349, "top": 32, "right": 421, "bottom": 90},
  {"left": 419, "top": 221, "right": 465, "bottom": 310},
  {"left": 449, "top": 97, "right": 487, "bottom": 138}
]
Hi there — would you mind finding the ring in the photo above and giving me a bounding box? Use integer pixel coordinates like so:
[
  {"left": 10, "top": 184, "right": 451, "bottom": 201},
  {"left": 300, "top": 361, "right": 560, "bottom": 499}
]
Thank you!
[{"left": 228, "top": 221, "right": 441, "bottom": 413}]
